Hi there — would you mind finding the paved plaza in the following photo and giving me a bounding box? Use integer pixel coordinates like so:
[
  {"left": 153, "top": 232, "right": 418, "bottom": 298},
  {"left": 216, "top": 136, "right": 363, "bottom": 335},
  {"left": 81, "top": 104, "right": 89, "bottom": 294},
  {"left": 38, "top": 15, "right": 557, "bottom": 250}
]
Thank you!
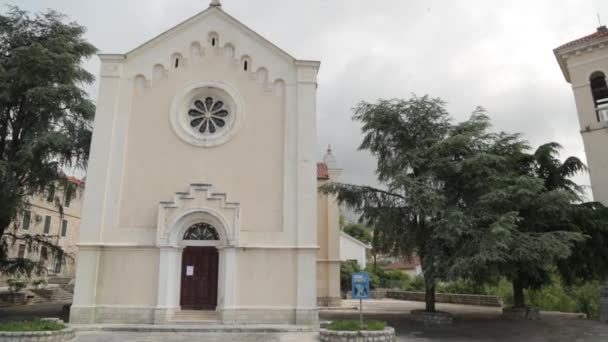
[{"left": 2, "top": 299, "right": 608, "bottom": 341}]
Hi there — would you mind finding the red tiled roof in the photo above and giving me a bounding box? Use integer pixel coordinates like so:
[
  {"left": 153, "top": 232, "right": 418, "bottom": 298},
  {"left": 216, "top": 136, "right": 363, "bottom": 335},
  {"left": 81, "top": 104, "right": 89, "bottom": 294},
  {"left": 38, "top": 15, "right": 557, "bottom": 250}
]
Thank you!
[
  {"left": 65, "top": 176, "right": 85, "bottom": 187},
  {"left": 556, "top": 26, "right": 608, "bottom": 50},
  {"left": 317, "top": 162, "right": 329, "bottom": 180},
  {"left": 383, "top": 257, "right": 421, "bottom": 271}
]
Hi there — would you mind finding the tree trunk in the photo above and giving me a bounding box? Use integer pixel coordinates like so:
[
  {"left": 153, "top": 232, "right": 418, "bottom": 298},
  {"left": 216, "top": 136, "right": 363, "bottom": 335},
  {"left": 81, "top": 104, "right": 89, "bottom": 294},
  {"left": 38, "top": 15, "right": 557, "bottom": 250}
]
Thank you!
[
  {"left": 512, "top": 278, "right": 525, "bottom": 308},
  {"left": 0, "top": 216, "right": 11, "bottom": 240},
  {"left": 372, "top": 253, "right": 377, "bottom": 271},
  {"left": 425, "top": 283, "right": 436, "bottom": 312}
]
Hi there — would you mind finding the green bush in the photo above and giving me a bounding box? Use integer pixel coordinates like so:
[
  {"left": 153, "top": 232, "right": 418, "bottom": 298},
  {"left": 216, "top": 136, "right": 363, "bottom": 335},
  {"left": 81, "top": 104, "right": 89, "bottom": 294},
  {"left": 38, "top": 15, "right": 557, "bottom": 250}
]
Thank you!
[
  {"left": 363, "top": 264, "right": 381, "bottom": 289},
  {"left": 572, "top": 282, "right": 600, "bottom": 319},
  {"left": 438, "top": 279, "right": 486, "bottom": 295},
  {"left": 0, "top": 320, "right": 65, "bottom": 332},
  {"left": 31, "top": 278, "right": 48, "bottom": 289},
  {"left": 7, "top": 278, "right": 28, "bottom": 293},
  {"left": 433, "top": 276, "right": 599, "bottom": 320},
  {"left": 326, "top": 320, "right": 386, "bottom": 331},
  {"left": 406, "top": 275, "right": 426, "bottom": 291},
  {"left": 340, "top": 260, "right": 361, "bottom": 292}
]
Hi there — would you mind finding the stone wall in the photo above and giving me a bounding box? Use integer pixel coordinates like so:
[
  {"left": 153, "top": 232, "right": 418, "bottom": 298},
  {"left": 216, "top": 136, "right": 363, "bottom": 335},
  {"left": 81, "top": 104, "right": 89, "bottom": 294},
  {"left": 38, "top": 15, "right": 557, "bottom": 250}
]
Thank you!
[
  {"left": 386, "top": 290, "right": 503, "bottom": 307},
  {"left": 319, "top": 327, "right": 396, "bottom": 342},
  {"left": 0, "top": 328, "right": 74, "bottom": 342}
]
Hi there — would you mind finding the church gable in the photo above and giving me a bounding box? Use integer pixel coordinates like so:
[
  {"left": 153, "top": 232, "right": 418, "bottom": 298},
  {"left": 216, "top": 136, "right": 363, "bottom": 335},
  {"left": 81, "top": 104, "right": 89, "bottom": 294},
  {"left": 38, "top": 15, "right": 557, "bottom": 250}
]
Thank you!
[
  {"left": 113, "top": 3, "right": 296, "bottom": 233},
  {"left": 117, "top": 4, "right": 297, "bottom": 90}
]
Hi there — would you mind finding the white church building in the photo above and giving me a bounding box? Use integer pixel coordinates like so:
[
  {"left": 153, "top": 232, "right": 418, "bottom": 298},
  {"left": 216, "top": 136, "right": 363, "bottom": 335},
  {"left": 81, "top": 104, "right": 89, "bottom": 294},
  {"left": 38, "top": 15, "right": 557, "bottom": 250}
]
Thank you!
[{"left": 71, "top": 1, "right": 342, "bottom": 325}]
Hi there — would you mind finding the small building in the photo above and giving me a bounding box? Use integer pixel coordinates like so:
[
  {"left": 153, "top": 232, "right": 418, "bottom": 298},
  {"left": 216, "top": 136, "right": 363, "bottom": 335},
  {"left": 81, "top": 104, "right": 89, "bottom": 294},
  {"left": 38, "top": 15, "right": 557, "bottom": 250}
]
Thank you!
[
  {"left": 339, "top": 232, "right": 370, "bottom": 269},
  {"left": 383, "top": 257, "right": 422, "bottom": 277}
]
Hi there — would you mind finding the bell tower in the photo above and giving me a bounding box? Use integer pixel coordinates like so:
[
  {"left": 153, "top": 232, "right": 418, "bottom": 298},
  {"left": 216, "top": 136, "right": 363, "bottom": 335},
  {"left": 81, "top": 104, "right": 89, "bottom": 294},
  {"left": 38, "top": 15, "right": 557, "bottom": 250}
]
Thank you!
[{"left": 554, "top": 26, "right": 608, "bottom": 205}]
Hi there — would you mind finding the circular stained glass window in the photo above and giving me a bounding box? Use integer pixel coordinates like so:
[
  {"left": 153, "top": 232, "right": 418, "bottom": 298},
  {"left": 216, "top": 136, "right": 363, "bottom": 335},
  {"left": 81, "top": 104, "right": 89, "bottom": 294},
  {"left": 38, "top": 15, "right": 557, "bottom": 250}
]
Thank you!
[
  {"left": 188, "top": 97, "right": 230, "bottom": 135},
  {"left": 170, "top": 84, "right": 241, "bottom": 147}
]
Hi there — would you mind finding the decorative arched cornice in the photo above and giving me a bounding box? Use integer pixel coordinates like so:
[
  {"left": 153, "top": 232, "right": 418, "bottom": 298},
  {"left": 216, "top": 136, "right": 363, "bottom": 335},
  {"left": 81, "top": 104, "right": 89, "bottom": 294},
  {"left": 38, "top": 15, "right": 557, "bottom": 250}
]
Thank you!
[
  {"left": 132, "top": 32, "right": 286, "bottom": 96},
  {"left": 157, "top": 183, "right": 240, "bottom": 247}
]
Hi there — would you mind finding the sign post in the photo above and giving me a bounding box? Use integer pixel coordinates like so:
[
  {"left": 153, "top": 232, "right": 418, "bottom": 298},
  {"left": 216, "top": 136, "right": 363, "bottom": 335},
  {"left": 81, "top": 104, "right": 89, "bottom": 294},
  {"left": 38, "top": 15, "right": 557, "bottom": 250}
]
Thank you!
[{"left": 351, "top": 272, "right": 370, "bottom": 329}]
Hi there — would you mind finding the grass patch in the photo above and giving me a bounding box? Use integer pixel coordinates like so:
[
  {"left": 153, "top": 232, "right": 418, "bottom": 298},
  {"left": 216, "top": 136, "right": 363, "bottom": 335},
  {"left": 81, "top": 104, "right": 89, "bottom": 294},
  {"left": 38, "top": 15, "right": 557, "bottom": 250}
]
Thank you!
[
  {"left": 326, "top": 320, "right": 386, "bottom": 331},
  {"left": 0, "top": 320, "right": 65, "bottom": 332}
]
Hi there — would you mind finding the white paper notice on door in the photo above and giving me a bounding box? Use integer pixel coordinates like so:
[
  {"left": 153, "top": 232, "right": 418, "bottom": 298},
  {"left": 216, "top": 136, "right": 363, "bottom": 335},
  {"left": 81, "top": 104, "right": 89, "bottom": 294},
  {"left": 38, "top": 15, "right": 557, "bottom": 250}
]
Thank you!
[{"left": 186, "top": 266, "right": 194, "bottom": 276}]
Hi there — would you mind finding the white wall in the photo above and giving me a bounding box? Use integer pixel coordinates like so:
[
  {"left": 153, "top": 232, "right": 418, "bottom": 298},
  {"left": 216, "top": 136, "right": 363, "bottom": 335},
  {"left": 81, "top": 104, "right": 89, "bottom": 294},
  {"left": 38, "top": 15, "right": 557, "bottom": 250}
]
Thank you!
[{"left": 339, "top": 232, "right": 369, "bottom": 268}]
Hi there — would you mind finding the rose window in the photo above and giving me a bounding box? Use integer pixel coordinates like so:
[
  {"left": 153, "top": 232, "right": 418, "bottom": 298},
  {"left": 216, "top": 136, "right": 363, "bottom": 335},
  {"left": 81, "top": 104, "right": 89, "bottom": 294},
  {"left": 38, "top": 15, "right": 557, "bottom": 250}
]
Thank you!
[{"left": 188, "top": 97, "right": 230, "bottom": 134}]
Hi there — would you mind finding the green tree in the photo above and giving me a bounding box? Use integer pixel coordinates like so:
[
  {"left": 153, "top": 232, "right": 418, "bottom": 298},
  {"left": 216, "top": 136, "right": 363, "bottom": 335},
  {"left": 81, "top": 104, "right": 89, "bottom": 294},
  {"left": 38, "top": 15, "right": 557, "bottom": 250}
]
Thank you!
[
  {"left": 322, "top": 96, "right": 519, "bottom": 312},
  {"left": 340, "top": 260, "right": 361, "bottom": 293},
  {"left": 343, "top": 223, "right": 372, "bottom": 244},
  {"left": 0, "top": 7, "right": 96, "bottom": 276},
  {"left": 453, "top": 140, "right": 589, "bottom": 308}
]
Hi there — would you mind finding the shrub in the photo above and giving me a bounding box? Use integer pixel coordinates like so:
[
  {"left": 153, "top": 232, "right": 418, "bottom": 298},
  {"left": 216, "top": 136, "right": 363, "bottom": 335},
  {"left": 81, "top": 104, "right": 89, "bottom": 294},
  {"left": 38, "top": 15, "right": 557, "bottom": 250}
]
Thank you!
[
  {"left": 406, "top": 275, "right": 426, "bottom": 291},
  {"left": 0, "top": 320, "right": 65, "bottom": 332},
  {"left": 438, "top": 279, "right": 487, "bottom": 295},
  {"left": 7, "top": 278, "right": 28, "bottom": 293},
  {"left": 572, "top": 281, "right": 600, "bottom": 319},
  {"left": 31, "top": 278, "right": 48, "bottom": 289},
  {"left": 340, "top": 260, "right": 361, "bottom": 292},
  {"left": 326, "top": 320, "right": 386, "bottom": 331}
]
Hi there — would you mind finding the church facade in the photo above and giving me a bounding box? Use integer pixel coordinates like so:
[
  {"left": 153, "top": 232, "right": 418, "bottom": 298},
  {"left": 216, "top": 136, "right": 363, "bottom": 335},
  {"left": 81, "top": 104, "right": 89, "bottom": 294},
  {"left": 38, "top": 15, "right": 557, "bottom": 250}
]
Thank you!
[{"left": 70, "top": 2, "right": 339, "bottom": 325}]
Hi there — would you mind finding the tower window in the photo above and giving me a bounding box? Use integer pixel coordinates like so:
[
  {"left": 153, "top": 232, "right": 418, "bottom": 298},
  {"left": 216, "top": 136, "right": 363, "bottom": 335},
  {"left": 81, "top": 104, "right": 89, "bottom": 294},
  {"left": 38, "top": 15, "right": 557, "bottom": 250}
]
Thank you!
[
  {"left": 590, "top": 71, "right": 608, "bottom": 122},
  {"left": 244, "top": 60, "right": 248, "bottom": 71},
  {"left": 212, "top": 38, "right": 216, "bottom": 46},
  {"left": 174, "top": 58, "right": 180, "bottom": 68}
]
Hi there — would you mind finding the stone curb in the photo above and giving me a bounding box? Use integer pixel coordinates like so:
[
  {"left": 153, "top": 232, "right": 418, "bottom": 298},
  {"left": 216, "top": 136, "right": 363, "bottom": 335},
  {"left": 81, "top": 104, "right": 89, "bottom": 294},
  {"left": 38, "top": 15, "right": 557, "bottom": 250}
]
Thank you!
[
  {"left": 0, "top": 328, "right": 75, "bottom": 342},
  {"left": 70, "top": 324, "right": 316, "bottom": 334},
  {"left": 319, "top": 327, "right": 396, "bottom": 342}
]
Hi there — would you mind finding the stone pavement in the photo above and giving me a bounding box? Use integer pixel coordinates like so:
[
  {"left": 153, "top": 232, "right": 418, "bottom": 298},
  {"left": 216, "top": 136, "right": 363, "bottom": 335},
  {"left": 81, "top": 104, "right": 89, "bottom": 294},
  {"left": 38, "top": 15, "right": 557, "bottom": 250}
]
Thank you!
[
  {"left": 320, "top": 299, "right": 608, "bottom": 341},
  {"left": 2, "top": 300, "right": 608, "bottom": 341}
]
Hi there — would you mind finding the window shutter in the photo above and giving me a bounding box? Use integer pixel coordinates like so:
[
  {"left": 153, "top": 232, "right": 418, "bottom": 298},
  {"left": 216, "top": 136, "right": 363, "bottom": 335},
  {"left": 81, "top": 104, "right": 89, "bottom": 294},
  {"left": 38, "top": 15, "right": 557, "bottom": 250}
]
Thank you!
[
  {"left": 23, "top": 211, "right": 31, "bottom": 230},
  {"left": 43, "top": 216, "right": 51, "bottom": 234},
  {"left": 61, "top": 220, "right": 68, "bottom": 237}
]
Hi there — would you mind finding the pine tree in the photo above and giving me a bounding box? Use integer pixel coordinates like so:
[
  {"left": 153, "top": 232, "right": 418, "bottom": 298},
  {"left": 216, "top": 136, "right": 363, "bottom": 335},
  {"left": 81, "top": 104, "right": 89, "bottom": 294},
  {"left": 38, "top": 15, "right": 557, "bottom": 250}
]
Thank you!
[{"left": 0, "top": 7, "right": 97, "bottom": 276}]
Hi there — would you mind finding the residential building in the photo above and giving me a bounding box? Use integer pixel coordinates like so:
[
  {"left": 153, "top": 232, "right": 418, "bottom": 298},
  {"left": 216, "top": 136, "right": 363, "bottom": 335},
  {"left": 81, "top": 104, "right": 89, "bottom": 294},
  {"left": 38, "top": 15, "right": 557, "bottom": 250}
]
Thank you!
[
  {"left": 2, "top": 177, "right": 84, "bottom": 282},
  {"left": 383, "top": 257, "right": 423, "bottom": 277}
]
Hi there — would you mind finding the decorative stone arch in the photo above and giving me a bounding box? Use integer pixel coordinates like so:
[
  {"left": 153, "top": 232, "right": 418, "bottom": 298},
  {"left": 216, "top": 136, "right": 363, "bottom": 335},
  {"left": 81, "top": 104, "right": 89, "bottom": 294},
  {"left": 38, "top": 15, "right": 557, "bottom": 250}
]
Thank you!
[
  {"left": 155, "top": 184, "right": 239, "bottom": 324},
  {"left": 166, "top": 207, "right": 233, "bottom": 248}
]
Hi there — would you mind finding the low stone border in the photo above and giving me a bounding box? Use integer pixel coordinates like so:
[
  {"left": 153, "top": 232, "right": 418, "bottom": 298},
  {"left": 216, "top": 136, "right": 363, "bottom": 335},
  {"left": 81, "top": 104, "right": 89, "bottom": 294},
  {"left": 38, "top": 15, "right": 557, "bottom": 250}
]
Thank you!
[
  {"left": 0, "top": 328, "right": 75, "bottom": 342},
  {"left": 502, "top": 306, "right": 540, "bottom": 320},
  {"left": 319, "top": 327, "right": 396, "bottom": 342},
  {"left": 386, "top": 290, "right": 503, "bottom": 307},
  {"left": 410, "top": 310, "right": 454, "bottom": 325}
]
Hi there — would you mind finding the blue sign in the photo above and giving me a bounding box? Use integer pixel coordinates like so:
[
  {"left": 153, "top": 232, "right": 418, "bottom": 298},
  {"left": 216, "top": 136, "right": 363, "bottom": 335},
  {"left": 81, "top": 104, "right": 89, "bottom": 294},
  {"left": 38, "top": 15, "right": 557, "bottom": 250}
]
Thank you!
[{"left": 351, "top": 272, "right": 370, "bottom": 299}]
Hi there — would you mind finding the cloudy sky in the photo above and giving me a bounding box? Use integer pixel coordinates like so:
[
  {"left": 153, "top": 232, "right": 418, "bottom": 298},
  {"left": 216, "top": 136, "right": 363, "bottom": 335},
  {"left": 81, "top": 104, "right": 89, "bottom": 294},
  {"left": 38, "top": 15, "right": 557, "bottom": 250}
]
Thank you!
[{"left": 7, "top": 0, "right": 608, "bottom": 199}]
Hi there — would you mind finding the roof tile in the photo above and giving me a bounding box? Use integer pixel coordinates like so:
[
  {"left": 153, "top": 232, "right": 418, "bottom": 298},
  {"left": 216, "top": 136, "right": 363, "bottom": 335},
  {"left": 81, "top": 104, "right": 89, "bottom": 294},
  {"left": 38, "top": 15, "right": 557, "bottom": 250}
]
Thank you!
[
  {"left": 557, "top": 26, "right": 608, "bottom": 50},
  {"left": 317, "top": 162, "right": 329, "bottom": 180}
]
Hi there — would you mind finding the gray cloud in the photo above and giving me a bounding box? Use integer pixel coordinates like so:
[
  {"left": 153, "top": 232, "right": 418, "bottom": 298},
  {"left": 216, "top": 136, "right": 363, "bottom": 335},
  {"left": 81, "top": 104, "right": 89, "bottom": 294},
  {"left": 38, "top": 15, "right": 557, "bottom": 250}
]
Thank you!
[{"left": 7, "top": 0, "right": 607, "bottom": 199}]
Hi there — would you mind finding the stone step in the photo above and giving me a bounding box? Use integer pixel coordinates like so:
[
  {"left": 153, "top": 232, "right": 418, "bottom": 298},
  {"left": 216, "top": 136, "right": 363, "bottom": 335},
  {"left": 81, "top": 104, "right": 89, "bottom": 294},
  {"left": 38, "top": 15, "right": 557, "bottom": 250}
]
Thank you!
[
  {"left": 171, "top": 310, "right": 219, "bottom": 322},
  {"left": 71, "top": 324, "right": 315, "bottom": 334}
]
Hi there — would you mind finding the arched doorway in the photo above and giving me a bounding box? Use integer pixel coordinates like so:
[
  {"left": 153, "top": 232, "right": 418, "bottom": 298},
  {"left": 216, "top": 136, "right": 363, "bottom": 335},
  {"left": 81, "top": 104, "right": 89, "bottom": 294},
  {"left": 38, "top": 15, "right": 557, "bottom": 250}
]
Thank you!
[{"left": 179, "top": 223, "right": 220, "bottom": 310}]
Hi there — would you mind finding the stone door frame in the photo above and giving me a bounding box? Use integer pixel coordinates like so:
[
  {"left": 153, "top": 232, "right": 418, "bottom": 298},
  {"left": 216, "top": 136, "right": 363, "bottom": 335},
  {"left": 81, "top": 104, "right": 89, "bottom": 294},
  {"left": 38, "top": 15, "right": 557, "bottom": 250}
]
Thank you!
[{"left": 154, "top": 208, "right": 236, "bottom": 323}]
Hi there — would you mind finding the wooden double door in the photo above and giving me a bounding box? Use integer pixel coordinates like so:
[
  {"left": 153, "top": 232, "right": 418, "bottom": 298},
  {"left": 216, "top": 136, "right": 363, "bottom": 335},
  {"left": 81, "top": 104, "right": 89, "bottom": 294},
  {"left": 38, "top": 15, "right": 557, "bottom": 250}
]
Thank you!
[{"left": 180, "top": 247, "right": 219, "bottom": 310}]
